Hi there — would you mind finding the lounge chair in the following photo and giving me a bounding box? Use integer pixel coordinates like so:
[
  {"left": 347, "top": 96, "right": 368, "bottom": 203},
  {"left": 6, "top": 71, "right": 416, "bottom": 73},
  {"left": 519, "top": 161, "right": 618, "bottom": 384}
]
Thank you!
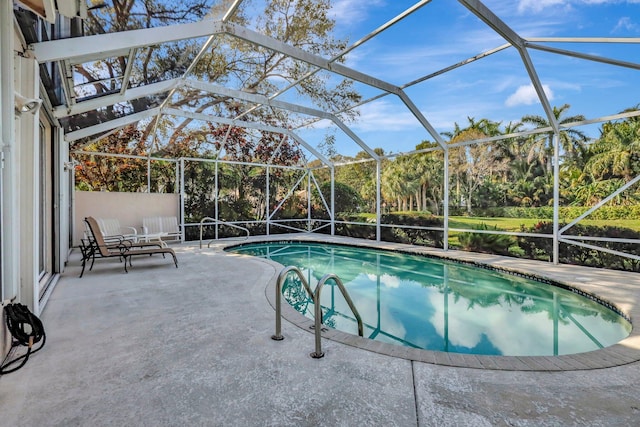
[
  {"left": 79, "top": 233, "right": 164, "bottom": 277},
  {"left": 96, "top": 218, "right": 138, "bottom": 242},
  {"left": 142, "top": 216, "right": 183, "bottom": 242},
  {"left": 81, "top": 216, "right": 178, "bottom": 276}
]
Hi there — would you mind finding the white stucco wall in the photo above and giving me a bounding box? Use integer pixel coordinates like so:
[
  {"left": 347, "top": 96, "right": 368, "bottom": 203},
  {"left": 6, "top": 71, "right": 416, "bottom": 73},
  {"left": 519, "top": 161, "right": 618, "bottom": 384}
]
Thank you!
[{"left": 74, "top": 191, "right": 180, "bottom": 246}]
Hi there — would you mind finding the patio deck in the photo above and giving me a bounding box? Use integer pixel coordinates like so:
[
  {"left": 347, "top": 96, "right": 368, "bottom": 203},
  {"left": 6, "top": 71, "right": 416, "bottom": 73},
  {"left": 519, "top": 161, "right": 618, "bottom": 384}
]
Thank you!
[{"left": 1, "top": 234, "right": 639, "bottom": 426}]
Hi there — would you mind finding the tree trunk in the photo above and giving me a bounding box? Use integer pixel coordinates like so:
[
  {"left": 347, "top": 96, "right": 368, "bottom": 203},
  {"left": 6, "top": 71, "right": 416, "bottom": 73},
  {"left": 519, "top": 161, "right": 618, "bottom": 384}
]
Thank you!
[{"left": 422, "top": 184, "right": 428, "bottom": 211}]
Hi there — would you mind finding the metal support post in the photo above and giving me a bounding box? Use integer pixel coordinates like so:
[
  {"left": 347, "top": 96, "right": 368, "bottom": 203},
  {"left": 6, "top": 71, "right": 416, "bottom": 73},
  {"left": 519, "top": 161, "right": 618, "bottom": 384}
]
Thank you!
[
  {"left": 443, "top": 147, "right": 450, "bottom": 251},
  {"left": 330, "top": 166, "right": 335, "bottom": 236},
  {"left": 266, "top": 166, "right": 270, "bottom": 235},
  {"left": 552, "top": 133, "right": 560, "bottom": 264},
  {"left": 307, "top": 169, "right": 311, "bottom": 231},
  {"left": 215, "top": 159, "right": 219, "bottom": 240},
  {"left": 376, "top": 159, "right": 381, "bottom": 241}
]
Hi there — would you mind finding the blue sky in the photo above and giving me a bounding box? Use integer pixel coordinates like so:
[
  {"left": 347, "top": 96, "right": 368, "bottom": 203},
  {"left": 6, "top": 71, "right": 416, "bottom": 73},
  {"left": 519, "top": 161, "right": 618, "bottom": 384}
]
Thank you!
[{"left": 294, "top": 0, "right": 640, "bottom": 158}]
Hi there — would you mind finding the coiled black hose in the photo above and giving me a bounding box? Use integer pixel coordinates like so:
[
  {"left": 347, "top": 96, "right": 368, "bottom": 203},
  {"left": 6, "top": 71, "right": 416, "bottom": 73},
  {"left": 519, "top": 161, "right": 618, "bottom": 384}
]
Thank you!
[{"left": 0, "top": 303, "right": 46, "bottom": 374}]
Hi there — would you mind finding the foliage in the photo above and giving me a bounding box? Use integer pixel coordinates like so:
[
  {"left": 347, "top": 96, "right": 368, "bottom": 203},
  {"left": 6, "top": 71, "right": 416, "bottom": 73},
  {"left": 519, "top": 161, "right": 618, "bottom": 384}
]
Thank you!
[
  {"left": 379, "top": 214, "right": 444, "bottom": 248},
  {"left": 72, "top": 0, "right": 360, "bottom": 150},
  {"left": 447, "top": 123, "right": 509, "bottom": 213},
  {"left": 457, "top": 223, "right": 515, "bottom": 256},
  {"left": 74, "top": 126, "right": 149, "bottom": 191},
  {"left": 73, "top": 0, "right": 368, "bottom": 229},
  {"left": 516, "top": 222, "right": 640, "bottom": 272},
  {"left": 312, "top": 181, "right": 363, "bottom": 214},
  {"left": 333, "top": 150, "right": 381, "bottom": 213},
  {"left": 585, "top": 111, "right": 640, "bottom": 181}
]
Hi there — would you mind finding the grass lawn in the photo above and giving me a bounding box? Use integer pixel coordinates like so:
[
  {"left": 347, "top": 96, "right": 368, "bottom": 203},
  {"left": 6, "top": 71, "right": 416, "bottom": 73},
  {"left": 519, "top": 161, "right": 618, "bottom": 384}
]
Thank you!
[{"left": 354, "top": 212, "right": 640, "bottom": 232}]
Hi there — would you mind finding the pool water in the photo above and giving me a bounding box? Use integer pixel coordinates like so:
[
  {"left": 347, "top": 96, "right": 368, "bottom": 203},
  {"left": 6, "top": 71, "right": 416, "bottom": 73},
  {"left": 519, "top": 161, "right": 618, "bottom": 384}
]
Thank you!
[{"left": 228, "top": 242, "right": 631, "bottom": 356}]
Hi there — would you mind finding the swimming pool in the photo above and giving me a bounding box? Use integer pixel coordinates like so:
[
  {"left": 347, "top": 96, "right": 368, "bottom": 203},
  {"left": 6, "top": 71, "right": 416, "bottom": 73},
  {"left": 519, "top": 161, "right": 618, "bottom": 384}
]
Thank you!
[{"left": 228, "top": 242, "right": 631, "bottom": 357}]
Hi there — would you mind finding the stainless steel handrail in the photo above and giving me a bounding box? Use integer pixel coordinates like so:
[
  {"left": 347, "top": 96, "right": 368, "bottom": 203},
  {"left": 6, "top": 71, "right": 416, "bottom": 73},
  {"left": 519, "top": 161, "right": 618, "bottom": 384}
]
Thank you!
[
  {"left": 272, "top": 266, "right": 364, "bottom": 359},
  {"left": 271, "top": 266, "right": 315, "bottom": 342},
  {"left": 199, "top": 216, "right": 250, "bottom": 248}
]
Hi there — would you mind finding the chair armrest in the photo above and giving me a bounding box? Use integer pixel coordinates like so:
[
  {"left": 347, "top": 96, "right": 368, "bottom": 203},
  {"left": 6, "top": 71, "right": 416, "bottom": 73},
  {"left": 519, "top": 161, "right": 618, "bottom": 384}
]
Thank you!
[
  {"left": 103, "top": 234, "right": 129, "bottom": 245},
  {"left": 115, "top": 243, "right": 130, "bottom": 256},
  {"left": 121, "top": 226, "right": 137, "bottom": 235}
]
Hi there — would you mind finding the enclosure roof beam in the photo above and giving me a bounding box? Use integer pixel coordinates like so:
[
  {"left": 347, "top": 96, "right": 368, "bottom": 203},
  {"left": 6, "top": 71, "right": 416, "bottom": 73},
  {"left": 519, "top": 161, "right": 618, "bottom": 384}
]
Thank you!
[
  {"left": 31, "top": 20, "right": 226, "bottom": 63},
  {"left": 34, "top": 7, "right": 533, "bottom": 155},
  {"left": 457, "top": 0, "right": 523, "bottom": 48},
  {"left": 458, "top": 0, "right": 559, "bottom": 132},
  {"left": 526, "top": 37, "right": 640, "bottom": 43},
  {"left": 65, "top": 107, "right": 161, "bottom": 142},
  {"left": 32, "top": 18, "right": 399, "bottom": 152},
  {"left": 31, "top": 19, "right": 400, "bottom": 97},
  {"left": 284, "top": 131, "right": 332, "bottom": 168},
  {"left": 53, "top": 78, "right": 181, "bottom": 118},
  {"left": 402, "top": 43, "right": 511, "bottom": 89},
  {"left": 235, "top": 0, "right": 433, "bottom": 119},
  {"left": 184, "top": 79, "right": 333, "bottom": 119},
  {"left": 221, "top": 22, "right": 400, "bottom": 95},
  {"left": 119, "top": 48, "right": 138, "bottom": 96},
  {"left": 163, "top": 107, "right": 331, "bottom": 167},
  {"left": 164, "top": 106, "right": 290, "bottom": 135},
  {"left": 159, "top": 0, "right": 246, "bottom": 113},
  {"left": 397, "top": 90, "right": 447, "bottom": 148},
  {"left": 222, "top": 0, "right": 244, "bottom": 21},
  {"left": 183, "top": 79, "right": 379, "bottom": 160},
  {"left": 525, "top": 42, "right": 640, "bottom": 71}
]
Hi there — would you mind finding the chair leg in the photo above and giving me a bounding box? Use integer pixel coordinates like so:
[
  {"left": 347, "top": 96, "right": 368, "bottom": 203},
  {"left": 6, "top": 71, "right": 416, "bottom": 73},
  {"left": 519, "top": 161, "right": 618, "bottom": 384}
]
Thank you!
[
  {"left": 79, "top": 246, "right": 94, "bottom": 277},
  {"left": 89, "top": 251, "right": 96, "bottom": 271},
  {"left": 171, "top": 253, "right": 178, "bottom": 268},
  {"left": 80, "top": 257, "right": 86, "bottom": 278}
]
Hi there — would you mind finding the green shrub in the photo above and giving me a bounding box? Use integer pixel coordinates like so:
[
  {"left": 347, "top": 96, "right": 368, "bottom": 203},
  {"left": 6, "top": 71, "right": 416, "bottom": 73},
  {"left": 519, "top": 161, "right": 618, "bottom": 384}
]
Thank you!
[
  {"left": 380, "top": 214, "right": 444, "bottom": 247},
  {"left": 516, "top": 222, "right": 640, "bottom": 272},
  {"left": 457, "top": 223, "right": 515, "bottom": 256},
  {"left": 313, "top": 181, "right": 363, "bottom": 214}
]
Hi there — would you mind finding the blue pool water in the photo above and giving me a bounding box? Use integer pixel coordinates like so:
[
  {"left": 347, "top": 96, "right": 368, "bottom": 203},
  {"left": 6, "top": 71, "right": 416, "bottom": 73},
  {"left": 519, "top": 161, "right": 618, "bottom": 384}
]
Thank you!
[{"left": 228, "top": 242, "right": 631, "bottom": 356}]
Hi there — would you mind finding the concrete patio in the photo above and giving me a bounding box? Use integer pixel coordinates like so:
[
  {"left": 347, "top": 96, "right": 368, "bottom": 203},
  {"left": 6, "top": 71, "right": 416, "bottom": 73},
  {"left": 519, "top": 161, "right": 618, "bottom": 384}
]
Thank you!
[{"left": 1, "top": 235, "right": 639, "bottom": 426}]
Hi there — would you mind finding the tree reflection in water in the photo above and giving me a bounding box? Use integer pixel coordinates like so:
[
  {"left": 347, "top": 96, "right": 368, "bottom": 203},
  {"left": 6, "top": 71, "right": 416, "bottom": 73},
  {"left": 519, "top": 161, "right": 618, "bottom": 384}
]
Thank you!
[{"left": 229, "top": 242, "right": 631, "bottom": 356}]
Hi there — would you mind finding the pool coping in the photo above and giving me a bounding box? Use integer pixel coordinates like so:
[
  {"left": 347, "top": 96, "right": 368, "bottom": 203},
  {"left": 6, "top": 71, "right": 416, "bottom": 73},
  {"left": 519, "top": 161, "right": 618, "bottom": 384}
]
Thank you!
[{"left": 222, "top": 234, "right": 640, "bottom": 371}]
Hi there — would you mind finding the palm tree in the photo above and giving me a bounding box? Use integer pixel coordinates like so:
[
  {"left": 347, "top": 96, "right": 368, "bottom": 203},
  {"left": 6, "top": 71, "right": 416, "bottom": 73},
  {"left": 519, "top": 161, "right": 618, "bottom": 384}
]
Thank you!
[
  {"left": 382, "top": 161, "right": 407, "bottom": 211},
  {"left": 585, "top": 113, "right": 640, "bottom": 182},
  {"left": 522, "top": 104, "right": 588, "bottom": 174}
]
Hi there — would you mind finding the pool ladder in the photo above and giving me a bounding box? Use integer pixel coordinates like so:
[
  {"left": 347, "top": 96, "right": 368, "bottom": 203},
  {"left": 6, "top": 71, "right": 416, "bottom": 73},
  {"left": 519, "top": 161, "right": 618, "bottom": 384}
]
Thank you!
[{"left": 272, "top": 266, "right": 363, "bottom": 358}]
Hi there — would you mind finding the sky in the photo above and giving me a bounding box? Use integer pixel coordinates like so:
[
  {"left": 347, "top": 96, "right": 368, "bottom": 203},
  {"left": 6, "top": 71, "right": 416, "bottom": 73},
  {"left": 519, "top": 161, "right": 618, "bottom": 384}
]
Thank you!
[{"left": 292, "top": 0, "right": 640, "bottom": 158}]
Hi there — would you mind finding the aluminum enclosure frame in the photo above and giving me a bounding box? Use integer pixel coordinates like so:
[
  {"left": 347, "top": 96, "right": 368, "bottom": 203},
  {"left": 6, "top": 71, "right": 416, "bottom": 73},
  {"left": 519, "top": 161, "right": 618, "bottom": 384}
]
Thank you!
[{"left": 30, "top": 0, "right": 640, "bottom": 265}]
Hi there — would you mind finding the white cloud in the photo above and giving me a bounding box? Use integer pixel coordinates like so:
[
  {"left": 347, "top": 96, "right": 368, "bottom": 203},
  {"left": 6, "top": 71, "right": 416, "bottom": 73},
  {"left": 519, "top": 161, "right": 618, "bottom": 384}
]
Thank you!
[
  {"left": 613, "top": 16, "right": 640, "bottom": 33},
  {"left": 329, "top": 0, "right": 385, "bottom": 24},
  {"left": 426, "top": 291, "right": 612, "bottom": 356},
  {"left": 517, "top": 0, "right": 567, "bottom": 13},
  {"left": 505, "top": 84, "right": 554, "bottom": 107},
  {"left": 517, "top": 0, "right": 640, "bottom": 14},
  {"left": 352, "top": 100, "right": 422, "bottom": 132}
]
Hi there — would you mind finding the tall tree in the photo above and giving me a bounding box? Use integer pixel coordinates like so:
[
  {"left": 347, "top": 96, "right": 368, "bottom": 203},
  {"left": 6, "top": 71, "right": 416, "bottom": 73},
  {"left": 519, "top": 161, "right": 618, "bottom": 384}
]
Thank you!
[
  {"left": 73, "top": 0, "right": 361, "bottom": 161},
  {"left": 74, "top": 125, "right": 148, "bottom": 191},
  {"left": 413, "top": 141, "right": 444, "bottom": 214},
  {"left": 522, "top": 104, "right": 588, "bottom": 173},
  {"left": 448, "top": 128, "right": 509, "bottom": 214},
  {"left": 585, "top": 113, "right": 640, "bottom": 182}
]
